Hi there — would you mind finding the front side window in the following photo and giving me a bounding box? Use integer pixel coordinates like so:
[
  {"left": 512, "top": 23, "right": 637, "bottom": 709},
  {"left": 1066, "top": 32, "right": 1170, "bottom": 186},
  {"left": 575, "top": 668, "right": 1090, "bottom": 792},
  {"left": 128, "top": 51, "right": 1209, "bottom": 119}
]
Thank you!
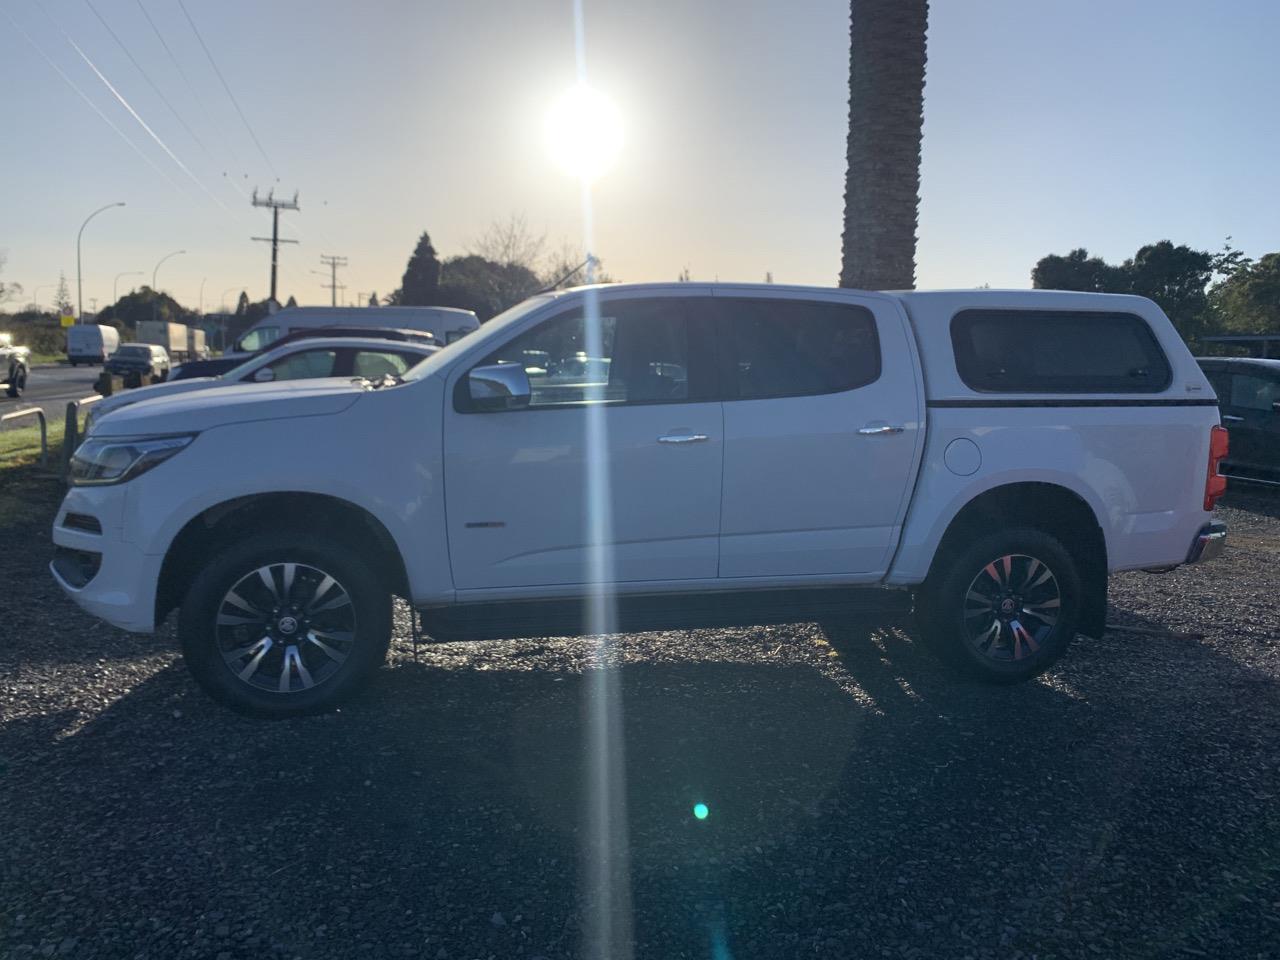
[
  {"left": 476, "top": 299, "right": 695, "bottom": 407},
  {"left": 238, "top": 326, "right": 280, "bottom": 353},
  {"left": 257, "top": 349, "right": 337, "bottom": 381},
  {"left": 1229, "top": 373, "right": 1280, "bottom": 412},
  {"left": 719, "top": 299, "right": 881, "bottom": 400},
  {"left": 951, "top": 310, "right": 1172, "bottom": 393}
]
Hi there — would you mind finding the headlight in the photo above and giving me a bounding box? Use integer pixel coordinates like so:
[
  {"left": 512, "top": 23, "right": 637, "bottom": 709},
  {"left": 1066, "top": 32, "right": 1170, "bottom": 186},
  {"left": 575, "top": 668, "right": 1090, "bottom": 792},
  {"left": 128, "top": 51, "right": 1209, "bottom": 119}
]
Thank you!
[{"left": 69, "top": 435, "right": 195, "bottom": 486}]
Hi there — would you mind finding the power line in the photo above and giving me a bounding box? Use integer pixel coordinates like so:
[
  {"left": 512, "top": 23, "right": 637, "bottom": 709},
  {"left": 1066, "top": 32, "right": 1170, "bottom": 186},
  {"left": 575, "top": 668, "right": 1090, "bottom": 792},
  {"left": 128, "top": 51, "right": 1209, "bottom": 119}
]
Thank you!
[
  {"left": 83, "top": 0, "right": 214, "bottom": 163},
  {"left": 177, "top": 0, "right": 278, "bottom": 180},
  {"left": 134, "top": 0, "right": 244, "bottom": 173},
  {"left": 318, "top": 254, "right": 348, "bottom": 308},
  {"left": 3, "top": 8, "right": 183, "bottom": 194}
]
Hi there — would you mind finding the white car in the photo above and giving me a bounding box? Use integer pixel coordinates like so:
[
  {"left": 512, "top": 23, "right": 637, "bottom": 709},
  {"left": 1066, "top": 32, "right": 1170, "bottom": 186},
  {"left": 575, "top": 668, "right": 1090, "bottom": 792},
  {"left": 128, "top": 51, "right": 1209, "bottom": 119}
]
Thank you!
[
  {"left": 229, "top": 305, "right": 479, "bottom": 358},
  {"left": 89, "top": 337, "right": 439, "bottom": 425},
  {"left": 52, "top": 284, "right": 1228, "bottom": 716}
]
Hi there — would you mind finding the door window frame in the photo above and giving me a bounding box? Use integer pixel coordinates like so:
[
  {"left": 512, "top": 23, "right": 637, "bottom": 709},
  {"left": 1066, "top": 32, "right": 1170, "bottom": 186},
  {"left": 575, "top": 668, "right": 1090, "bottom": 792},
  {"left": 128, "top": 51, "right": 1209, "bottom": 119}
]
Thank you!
[
  {"left": 453, "top": 297, "right": 719, "bottom": 413},
  {"left": 713, "top": 297, "right": 882, "bottom": 402}
]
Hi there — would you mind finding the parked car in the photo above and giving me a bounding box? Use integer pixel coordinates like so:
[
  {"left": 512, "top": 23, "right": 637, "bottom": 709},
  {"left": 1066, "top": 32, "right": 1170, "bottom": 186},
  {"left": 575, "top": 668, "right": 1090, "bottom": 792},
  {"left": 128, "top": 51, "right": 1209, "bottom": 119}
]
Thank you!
[
  {"left": 168, "top": 326, "right": 439, "bottom": 381},
  {"left": 0, "top": 332, "right": 30, "bottom": 398},
  {"left": 105, "top": 343, "right": 170, "bottom": 381},
  {"left": 228, "top": 305, "right": 478, "bottom": 359},
  {"left": 66, "top": 323, "right": 120, "bottom": 366},
  {"left": 53, "top": 284, "right": 1228, "bottom": 717},
  {"left": 90, "top": 336, "right": 438, "bottom": 422},
  {"left": 1198, "top": 357, "right": 1280, "bottom": 484}
]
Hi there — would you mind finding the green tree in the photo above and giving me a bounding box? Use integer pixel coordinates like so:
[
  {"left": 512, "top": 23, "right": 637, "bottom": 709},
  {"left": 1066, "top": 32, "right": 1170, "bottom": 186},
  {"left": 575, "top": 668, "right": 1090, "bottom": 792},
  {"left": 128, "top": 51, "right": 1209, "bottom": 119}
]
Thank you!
[
  {"left": 285, "top": 295, "right": 298, "bottom": 308},
  {"left": 1209, "top": 252, "right": 1280, "bottom": 335},
  {"left": 96, "top": 286, "right": 192, "bottom": 331},
  {"left": 0, "top": 252, "right": 22, "bottom": 306},
  {"left": 236, "top": 291, "right": 250, "bottom": 316},
  {"left": 368, "top": 291, "right": 379, "bottom": 307},
  {"left": 435, "top": 255, "right": 542, "bottom": 321},
  {"left": 53, "top": 272, "right": 73, "bottom": 315},
  {"left": 400, "top": 231, "right": 442, "bottom": 305},
  {"left": 1122, "top": 241, "right": 1215, "bottom": 343},
  {"left": 1031, "top": 248, "right": 1125, "bottom": 292},
  {"left": 839, "top": 0, "right": 930, "bottom": 291}
]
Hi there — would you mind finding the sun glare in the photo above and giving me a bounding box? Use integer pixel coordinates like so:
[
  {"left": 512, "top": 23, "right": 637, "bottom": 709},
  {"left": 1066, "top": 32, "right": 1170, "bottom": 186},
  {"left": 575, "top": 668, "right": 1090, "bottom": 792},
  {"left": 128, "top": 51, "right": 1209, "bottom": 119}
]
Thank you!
[{"left": 545, "top": 83, "right": 623, "bottom": 182}]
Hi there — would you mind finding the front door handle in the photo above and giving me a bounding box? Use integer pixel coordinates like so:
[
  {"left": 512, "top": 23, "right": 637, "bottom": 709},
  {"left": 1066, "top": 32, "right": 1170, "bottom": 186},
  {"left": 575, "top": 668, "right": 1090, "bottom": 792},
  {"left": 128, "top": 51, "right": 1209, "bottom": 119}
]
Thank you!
[
  {"left": 1222, "top": 414, "right": 1244, "bottom": 423},
  {"left": 858, "top": 424, "right": 905, "bottom": 436},
  {"left": 658, "top": 433, "right": 709, "bottom": 444}
]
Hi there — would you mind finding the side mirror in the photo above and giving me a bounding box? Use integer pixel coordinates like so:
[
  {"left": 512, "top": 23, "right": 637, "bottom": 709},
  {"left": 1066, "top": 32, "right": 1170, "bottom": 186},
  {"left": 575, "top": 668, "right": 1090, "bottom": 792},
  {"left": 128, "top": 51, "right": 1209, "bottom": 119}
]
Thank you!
[
  {"left": 468, "top": 363, "right": 531, "bottom": 411},
  {"left": 253, "top": 367, "right": 276, "bottom": 383}
]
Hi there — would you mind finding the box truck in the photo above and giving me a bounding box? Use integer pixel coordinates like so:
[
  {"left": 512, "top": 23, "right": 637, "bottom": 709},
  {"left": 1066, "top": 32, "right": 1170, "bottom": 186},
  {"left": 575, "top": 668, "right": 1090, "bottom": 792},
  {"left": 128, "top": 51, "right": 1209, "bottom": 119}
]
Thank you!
[{"left": 136, "top": 321, "right": 189, "bottom": 360}]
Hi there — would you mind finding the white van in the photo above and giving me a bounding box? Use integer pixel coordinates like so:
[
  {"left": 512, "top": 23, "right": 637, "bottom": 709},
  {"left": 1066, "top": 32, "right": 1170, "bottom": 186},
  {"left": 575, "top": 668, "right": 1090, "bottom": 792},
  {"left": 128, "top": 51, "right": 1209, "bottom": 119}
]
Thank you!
[
  {"left": 66, "top": 323, "right": 121, "bottom": 365},
  {"left": 230, "top": 306, "right": 479, "bottom": 358}
]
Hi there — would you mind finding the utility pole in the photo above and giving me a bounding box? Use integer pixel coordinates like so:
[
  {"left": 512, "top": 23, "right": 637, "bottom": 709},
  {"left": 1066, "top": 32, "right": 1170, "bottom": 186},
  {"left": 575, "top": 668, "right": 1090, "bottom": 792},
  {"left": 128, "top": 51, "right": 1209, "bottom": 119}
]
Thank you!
[
  {"left": 318, "top": 254, "right": 348, "bottom": 307},
  {"left": 251, "top": 188, "right": 299, "bottom": 305}
]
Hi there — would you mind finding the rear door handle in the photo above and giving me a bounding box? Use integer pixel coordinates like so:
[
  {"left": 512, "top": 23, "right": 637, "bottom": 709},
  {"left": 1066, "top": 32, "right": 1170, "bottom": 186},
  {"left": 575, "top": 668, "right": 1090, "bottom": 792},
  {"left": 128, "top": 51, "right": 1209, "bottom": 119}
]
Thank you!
[
  {"left": 1222, "top": 415, "right": 1244, "bottom": 423},
  {"left": 658, "top": 433, "right": 709, "bottom": 444},
  {"left": 858, "top": 424, "right": 905, "bottom": 436}
]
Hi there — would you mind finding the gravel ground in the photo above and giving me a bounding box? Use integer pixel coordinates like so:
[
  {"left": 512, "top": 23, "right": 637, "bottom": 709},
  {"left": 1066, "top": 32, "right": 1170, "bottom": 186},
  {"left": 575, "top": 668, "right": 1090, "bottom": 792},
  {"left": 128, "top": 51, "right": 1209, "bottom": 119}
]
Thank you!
[{"left": 2, "top": 472, "right": 1278, "bottom": 960}]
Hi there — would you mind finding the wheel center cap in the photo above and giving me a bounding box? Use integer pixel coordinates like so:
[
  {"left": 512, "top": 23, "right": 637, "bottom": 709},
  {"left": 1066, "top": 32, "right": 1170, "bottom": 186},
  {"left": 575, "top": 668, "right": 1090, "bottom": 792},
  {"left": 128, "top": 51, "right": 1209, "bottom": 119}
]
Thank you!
[
  {"left": 999, "top": 598, "right": 1017, "bottom": 616},
  {"left": 277, "top": 615, "right": 299, "bottom": 635}
]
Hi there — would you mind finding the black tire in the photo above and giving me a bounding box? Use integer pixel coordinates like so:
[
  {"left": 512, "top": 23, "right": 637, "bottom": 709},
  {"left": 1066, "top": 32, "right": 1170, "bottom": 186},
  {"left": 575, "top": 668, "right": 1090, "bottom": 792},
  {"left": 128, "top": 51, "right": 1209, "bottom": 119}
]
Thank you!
[
  {"left": 915, "top": 527, "right": 1081, "bottom": 683},
  {"left": 179, "top": 532, "right": 392, "bottom": 717},
  {"left": 70, "top": 360, "right": 78, "bottom": 367},
  {"left": 5, "top": 369, "right": 22, "bottom": 398}
]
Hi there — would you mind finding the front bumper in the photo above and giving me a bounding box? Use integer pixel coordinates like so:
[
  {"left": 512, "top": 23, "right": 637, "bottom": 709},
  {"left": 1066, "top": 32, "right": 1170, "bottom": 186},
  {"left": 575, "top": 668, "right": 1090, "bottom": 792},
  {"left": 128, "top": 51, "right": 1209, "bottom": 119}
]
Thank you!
[
  {"left": 50, "top": 487, "right": 161, "bottom": 633},
  {"left": 1186, "top": 521, "right": 1228, "bottom": 564}
]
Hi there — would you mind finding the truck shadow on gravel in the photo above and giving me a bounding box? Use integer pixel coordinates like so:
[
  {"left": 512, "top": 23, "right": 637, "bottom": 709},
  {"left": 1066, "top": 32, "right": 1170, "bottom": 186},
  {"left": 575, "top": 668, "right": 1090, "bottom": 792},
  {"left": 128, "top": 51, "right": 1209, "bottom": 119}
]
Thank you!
[{"left": 2, "top": 609, "right": 1278, "bottom": 959}]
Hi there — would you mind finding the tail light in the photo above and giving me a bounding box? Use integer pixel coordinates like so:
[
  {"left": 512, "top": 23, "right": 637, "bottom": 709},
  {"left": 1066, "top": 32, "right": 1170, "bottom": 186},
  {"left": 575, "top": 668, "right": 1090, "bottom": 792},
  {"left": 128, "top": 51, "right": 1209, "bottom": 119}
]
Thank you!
[{"left": 1204, "top": 425, "right": 1228, "bottom": 511}]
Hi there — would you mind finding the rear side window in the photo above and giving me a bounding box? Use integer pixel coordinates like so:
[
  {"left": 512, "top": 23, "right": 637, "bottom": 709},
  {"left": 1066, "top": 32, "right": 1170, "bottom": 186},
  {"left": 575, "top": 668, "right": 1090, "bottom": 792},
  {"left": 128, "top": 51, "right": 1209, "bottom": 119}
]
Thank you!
[
  {"left": 951, "top": 310, "right": 1172, "bottom": 393},
  {"left": 1229, "top": 373, "right": 1280, "bottom": 412},
  {"left": 719, "top": 299, "right": 880, "bottom": 400}
]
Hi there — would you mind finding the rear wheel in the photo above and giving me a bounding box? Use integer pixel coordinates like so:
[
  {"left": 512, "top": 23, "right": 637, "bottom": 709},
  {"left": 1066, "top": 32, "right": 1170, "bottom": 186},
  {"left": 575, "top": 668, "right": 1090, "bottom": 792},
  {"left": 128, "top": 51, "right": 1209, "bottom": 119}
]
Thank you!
[
  {"left": 915, "top": 528, "right": 1080, "bottom": 682},
  {"left": 179, "top": 533, "right": 391, "bottom": 717}
]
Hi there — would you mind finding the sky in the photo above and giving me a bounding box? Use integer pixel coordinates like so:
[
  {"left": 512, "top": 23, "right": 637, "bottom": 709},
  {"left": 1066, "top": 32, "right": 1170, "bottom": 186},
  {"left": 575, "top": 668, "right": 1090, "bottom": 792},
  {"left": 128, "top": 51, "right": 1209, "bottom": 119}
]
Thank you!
[{"left": 3, "top": 0, "right": 1279, "bottom": 313}]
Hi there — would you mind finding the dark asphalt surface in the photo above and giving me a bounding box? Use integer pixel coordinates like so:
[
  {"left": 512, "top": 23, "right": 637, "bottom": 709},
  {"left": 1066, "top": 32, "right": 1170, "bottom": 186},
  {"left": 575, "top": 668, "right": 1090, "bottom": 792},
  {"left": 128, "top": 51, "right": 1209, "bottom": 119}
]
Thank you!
[
  {"left": 1, "top": 363, "right": 101, "bottom": 425},
  {"left": 1, "top": 470, "right": 1278, "bottom": 959}
]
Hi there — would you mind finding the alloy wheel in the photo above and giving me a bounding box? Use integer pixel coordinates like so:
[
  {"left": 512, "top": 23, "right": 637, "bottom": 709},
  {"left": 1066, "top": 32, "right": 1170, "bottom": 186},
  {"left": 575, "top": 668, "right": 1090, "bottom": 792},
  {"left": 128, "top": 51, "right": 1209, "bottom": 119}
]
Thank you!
[
  {"left": 961, "top": 553, "right": 1061, "bottom": 662},
  {"left": 215, "top": 562, "right": 357, "bottom": 694}
]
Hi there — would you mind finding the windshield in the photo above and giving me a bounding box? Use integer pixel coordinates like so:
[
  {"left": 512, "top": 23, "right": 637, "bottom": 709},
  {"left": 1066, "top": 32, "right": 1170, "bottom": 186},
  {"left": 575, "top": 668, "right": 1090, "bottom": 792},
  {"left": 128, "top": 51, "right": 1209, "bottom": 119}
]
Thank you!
[{"left": 402, "top": 294, "right": 556, "bottom": 382}]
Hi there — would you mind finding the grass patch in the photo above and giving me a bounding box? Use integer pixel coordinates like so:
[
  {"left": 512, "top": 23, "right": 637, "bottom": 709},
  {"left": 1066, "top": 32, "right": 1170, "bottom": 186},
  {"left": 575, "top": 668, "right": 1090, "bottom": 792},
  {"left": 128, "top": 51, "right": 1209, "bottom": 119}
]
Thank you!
[
  {"left": 0, "top": 418, "right": 65, "bottom": 466},
  {"left": 0, "top": 425, "right": 66, "bottom": 530},
  {"left": 28, "top": 352, "right": 67, "bottom": 365}
]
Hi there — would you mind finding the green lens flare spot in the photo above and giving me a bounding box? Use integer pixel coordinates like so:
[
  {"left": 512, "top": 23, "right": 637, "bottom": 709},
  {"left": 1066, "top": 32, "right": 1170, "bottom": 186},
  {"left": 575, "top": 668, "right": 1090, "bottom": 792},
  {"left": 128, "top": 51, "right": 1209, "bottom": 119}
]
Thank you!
[{"left": 693, "top": 802, "right": 709, "bottom": 821}]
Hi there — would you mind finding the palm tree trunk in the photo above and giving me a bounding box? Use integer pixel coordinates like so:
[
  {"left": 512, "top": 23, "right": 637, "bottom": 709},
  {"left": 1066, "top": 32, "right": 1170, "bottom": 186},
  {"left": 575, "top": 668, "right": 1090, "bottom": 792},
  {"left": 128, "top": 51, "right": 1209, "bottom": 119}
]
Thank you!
[{"left": 840, "top": 0, "right": 929, "bottom": 291}]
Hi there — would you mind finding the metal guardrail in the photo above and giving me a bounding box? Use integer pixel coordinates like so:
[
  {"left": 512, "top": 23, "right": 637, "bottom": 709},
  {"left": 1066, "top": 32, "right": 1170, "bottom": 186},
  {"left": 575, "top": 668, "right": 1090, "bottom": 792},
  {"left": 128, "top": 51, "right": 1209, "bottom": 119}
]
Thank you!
[
  {"left": 63, "top": 394, "right": 103, "bottom": 480},
  {"left": 0, "top": 407, "right": 48, "bottom": 465}
]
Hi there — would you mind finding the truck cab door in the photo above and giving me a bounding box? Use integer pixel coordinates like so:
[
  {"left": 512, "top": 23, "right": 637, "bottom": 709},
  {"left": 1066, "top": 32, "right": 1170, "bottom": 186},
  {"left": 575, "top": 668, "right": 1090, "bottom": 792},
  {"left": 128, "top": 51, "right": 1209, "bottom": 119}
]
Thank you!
[
  {"left": 1221, "top": 369, "right": 1280, "bottom": 477},
  {"left": 443, "top": 295, "right": 723, "bottom": 592},
  {"left": 713, "top": 290, "right": 923, "bottom": 580}
]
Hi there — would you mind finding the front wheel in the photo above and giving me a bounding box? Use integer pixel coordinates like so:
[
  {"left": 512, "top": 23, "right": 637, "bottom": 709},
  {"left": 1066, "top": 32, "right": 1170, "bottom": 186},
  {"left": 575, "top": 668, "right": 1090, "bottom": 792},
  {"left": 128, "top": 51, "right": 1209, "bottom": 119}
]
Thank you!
[
  {"left": 179, "top": 533, "right": 392, "bottom": 717},
  {"left": 5, "top": 369, "right": 23, "bottom": 398},
  {"left": 915, "top": 528, "right": 1081, "bottom": 683}
]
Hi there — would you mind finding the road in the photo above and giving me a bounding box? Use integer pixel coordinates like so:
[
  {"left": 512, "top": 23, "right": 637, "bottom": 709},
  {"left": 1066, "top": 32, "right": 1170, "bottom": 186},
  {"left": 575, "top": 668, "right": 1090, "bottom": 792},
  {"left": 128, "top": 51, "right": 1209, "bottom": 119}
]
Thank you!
[{"left": 0, "top": 362, "right": 102, "bottom": 425}]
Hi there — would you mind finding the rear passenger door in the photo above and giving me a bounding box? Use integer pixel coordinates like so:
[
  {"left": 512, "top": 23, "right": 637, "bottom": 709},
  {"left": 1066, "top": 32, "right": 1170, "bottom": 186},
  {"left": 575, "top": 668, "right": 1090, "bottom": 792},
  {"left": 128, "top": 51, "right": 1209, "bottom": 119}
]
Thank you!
[{"left": 714, "top": 291, "right": 922, "bottom": 580}]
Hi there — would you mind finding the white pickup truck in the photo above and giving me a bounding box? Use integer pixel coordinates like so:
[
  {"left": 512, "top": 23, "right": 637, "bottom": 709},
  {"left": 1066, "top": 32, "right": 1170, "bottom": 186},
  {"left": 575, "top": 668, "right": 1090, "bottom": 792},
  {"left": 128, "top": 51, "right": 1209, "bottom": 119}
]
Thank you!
[{"left": 51, "top": 284, "right": 1229, "bottom": 716}]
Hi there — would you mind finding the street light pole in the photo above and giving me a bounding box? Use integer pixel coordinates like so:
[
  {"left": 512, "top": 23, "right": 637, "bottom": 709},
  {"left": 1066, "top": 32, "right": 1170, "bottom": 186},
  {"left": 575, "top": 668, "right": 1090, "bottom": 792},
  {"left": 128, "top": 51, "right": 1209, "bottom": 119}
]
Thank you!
[
  {"left": 77, "top": 202, "right": 125, "bottom": 323},
  {"left": 152, "top": 249, "right": 186, "bottom": 292},
  {"left": 151, "top": 249, "right": 186, "bottom": 325},
  {"left": 113, "top": 271, "right": 144, "bottom": 305},
  {"left": 32, "top": 284, "right": 54, "bottom": 311}
]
